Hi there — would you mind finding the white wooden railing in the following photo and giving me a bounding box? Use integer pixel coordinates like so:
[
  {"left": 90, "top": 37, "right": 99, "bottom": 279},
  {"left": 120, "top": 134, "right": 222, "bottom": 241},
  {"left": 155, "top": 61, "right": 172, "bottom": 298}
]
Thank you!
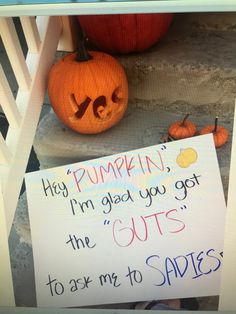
[
  {"left": 0, "top": 15, "right": 63, "bottom": 306},
  {"left": 1, "top": 1, "right": 236, "bottom": 312}
]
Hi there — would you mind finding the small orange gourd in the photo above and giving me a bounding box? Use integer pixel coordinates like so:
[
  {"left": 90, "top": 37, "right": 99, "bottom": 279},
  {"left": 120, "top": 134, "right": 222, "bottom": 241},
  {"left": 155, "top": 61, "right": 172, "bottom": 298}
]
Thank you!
[
  {"left": 168, "top": 114, "right": 197, "bottom": 140},
  {"left": 200, "top": 117, "right": 229, "bottom": 148},
  {"left": 47, "top": 33, "right": 128, "bottom": 134}
]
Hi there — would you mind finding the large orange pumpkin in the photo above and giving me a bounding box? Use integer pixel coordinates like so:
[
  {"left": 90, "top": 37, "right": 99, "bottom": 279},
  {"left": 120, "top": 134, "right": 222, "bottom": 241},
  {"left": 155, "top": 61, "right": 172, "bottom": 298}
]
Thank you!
[
  {"left": 77, "top": 13, "right": 173, "bottom": 54},
  {"left": 48, "top": 50, "right": 128, "bottom": 134}
]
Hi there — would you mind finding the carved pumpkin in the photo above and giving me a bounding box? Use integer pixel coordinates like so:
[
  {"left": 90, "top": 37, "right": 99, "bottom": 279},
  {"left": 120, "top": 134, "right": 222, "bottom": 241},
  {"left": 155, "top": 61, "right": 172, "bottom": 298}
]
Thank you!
[
  {"left": 200, "top": 117, "right": 229, "bottom": 148},
  {"left": 77, "top": 13, "right": 173, "bottom": 54},
  {"left": 168, "top": 114, "right": 197, "bottom": 140},
  {"left": 48, "top": 49, "right": 128, "bottom": 134}
]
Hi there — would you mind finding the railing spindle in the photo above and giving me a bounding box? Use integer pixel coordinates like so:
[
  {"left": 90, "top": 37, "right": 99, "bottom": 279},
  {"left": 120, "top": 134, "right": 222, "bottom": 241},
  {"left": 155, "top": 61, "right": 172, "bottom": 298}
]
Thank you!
[
  {"left": 0, "top": 65, "right": 21, "bottom": 129},
  {"left": 0, "top": 185, "right": 15, "bottom": 306},
  {"left": 20, "top": 16, "right": 41, "bottom": 53},
  {"left": 0, "top": 133, "right": 12, "bottom": 165},
  {"left": 0, "top": 17, "right": 31, "bottom": 91}
]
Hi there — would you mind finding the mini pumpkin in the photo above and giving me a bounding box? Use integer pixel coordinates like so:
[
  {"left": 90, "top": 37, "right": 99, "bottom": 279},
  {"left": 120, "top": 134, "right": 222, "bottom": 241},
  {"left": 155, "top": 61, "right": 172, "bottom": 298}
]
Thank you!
[
  {"left": 77, "top": 13, "right": 173, "bottom": 54},
  {"left": 200, "top": 117, "right": 229, "bottom": 148},
  {"left": 168, "top": 114, "right": 197, "bottom": 140},
  {"left": 48, "top": 42, "right": 128, "bottom": 134}
]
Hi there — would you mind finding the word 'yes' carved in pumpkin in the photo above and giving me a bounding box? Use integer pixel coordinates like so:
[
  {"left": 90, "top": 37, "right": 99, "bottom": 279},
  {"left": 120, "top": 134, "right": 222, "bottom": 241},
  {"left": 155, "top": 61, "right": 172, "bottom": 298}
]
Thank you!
[
  {"left": 70, "top": 95, "right": 91, "bottom": 120},
  {"left": 69, "top": 88, "right": 123, "bottom": 122}
]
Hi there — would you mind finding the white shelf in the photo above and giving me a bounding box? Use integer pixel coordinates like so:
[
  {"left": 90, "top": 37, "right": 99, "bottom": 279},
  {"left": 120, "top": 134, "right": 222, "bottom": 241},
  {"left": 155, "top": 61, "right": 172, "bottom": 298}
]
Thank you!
[{"left": 0, "top": 0, "right": 236, "bottom": 17}]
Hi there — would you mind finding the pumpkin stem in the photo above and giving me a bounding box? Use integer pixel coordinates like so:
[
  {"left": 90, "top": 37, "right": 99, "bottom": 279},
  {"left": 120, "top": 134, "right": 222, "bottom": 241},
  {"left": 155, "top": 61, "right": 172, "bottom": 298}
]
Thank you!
[
  {"left": 76, "top": 23, "right": 92, "bottom": 62},
  {"left": 181, "top": 113, "right": 190, "bottom": 126},
  {"left": 213, "top": 116, "right": 218, "bottom": 133}
]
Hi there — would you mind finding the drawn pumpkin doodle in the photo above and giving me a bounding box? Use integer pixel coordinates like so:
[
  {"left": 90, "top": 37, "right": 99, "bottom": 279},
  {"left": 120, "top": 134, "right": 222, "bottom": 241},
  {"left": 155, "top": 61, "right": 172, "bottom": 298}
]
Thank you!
[{"left": 47, "top": 49, "right": 128, "bottom": 134}]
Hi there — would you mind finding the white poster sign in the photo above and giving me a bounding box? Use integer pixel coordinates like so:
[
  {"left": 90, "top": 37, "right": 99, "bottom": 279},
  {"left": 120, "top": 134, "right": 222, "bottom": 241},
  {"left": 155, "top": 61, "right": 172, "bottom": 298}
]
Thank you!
[{"left": 25, "top": 134, "right": 226, "bottom": 307}]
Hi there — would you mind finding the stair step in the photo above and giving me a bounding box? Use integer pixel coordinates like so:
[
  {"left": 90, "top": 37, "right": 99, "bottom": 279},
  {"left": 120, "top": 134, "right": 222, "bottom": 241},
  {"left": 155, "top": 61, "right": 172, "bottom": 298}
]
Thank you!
[
  {"left": 118, "top": 25, "right": 236, "bottom": 115},
  {"left": 173, "top": 13, "right": 236, "bottom": 32},
  {"left": 34, "top": 106, "right": 232, "bottom": 198}
]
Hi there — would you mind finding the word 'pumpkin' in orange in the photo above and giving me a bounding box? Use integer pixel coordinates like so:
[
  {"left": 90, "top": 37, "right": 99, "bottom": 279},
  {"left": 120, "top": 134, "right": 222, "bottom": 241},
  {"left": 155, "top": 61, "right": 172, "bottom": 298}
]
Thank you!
[
  {"left": 48, "top": 51, "right": 128, "bottom": 134},
  {"left": 78, "top": 13, "right": 173, "bottom": 54}
]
